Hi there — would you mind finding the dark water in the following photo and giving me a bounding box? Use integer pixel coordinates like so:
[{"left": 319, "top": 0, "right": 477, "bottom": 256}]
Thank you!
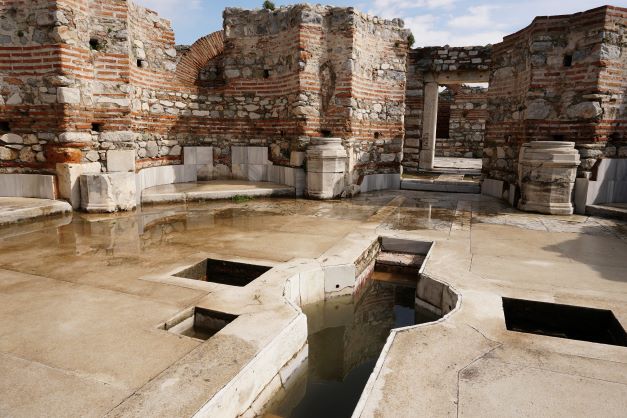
[{"left": 268, "top": 278, "right": 439, "bottom": 418}]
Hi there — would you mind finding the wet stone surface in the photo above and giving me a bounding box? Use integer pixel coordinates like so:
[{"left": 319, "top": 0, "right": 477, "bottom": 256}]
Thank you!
[
  {"left": 1, "top": 191, "right": 626, "bottom": 417},
  {"left": 267, "top": 277, "right": 436, "bottom": 418}
]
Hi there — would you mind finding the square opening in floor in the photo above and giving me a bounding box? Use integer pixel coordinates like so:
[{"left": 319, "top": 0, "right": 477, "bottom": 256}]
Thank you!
[
  {"left": 174, "top": 258, "right": 272, "bottom": 287},
  {"left": 166, "top": 307, "right": 238, "bottom": 341},
  {"left": 502, "top": 297, "right": 627, "bottom": 347}
]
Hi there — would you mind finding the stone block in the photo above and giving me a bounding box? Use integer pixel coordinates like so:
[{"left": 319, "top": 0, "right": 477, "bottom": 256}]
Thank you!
[
  {"left": 481, "top": 178, "right": 505, "bottom": 199},
  {"left": 360, "top": 173, "right": 401, "bottom": 193},
  {"left": 232, "top": 146, "right": 269, "bottom": 165},
  {"left": 518, "top": 142, "right": 580, "bottom": 215},
  {"left": 0, "top": 174, "right": 56, "bottom": 199},
  {"left": 247, "top": 164, "right": 268, "bottom": 182},
  {"left": 323, "top": 264, "right": 356, "bottom": 295},
  {"left": 307, "top": 171, "right": 345, "bottom": 199},
  {"left": 58, "top": 132, "right": 93, "bottom": 143},
  {"left": 56, "top": 162, "right": 101, "bottom": 209},
  {"left": 231, "top": 146, "right": 247, "bottom": 165},
  {"left": 248, "top": 147, "right": 269, "bottom": 165},
  {"left": 106, "top": 150, "right": 136, "bottom": 173},
  {"left": 80, "top": 172, "right": 137, "bottom": 213},
  {"left": 290, "top": 151, "right": 305, "bottom": 167},
  {"left": 306, "top": 138, "right": 348, "bottom": 199},
  {"left": 196, "top": 164, "right": 214, "bottom": 181},
  {"left": 196, "top": 147, "right": 214, "bottom": 165},
  {"left": 184, "top": 146, "right": 213, "bottom": 166},
  {"left": 57, "top": 87, "right": 80, "bottom": 104},
  {"left": 99, "top": 131, "right": 137, "bottom": 143},
  {"left": 231, "top": 164, "right": 247, "bottom": 180},
  {"left": 0, "top": 133, "right": 23, "bottom": 144},
  {"left": 566, "top": 102, "right": 602, "bottom": 120}
]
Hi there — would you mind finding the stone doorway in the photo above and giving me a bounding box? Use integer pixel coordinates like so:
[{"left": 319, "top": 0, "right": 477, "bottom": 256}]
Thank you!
[{"left": 420, "top": 81, "right": 488, "bottom": 175}]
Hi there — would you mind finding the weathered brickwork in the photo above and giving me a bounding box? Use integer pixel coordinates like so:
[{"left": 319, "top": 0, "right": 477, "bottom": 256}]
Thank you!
[
  {"left": 0, "top": 2, "right": 409, "bottom": 182},
  {"left": 435, "top": 84, "right": 487, "bottom": 158},
  {"left": 485, "top": 6, "right": 627, "bottom": 183},
  {"left": 1, "top": 2, "right": 625, "bottom": 194}
]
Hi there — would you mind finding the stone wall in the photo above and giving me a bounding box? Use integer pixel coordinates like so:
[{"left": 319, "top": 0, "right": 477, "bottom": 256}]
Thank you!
[
  {"left": 0, "top": 0, "right": 66, "bottom": 171},
  {"left": 435, "top": 84, "right": 487, "bottom": 158},
  {"left": 0, "top": 1, "right": 410, "bottom": 187},
  {"left": 485, "top": 5, "right": 627, "bottom": 183}
]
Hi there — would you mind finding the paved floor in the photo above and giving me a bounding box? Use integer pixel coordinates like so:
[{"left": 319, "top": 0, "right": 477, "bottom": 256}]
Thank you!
[
  {"left": 0, "top": 192, "right": 626, "bottom": 417},
  {"left": 0, "top": 197, "right": 72, "bottom": 226}
]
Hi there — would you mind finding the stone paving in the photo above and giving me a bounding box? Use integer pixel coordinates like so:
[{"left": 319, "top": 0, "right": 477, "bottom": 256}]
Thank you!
[
  {"left": 0, "top": 191, "right": 626, "bottom": 417},
  {"left": 0, "top": 197, "right": 72, "bottom": 226}
]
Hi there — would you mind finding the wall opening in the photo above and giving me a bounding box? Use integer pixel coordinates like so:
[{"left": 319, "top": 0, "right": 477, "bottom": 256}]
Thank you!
[
  {"left": 431, "top": 83, "right": 488, "bottom": 173},
  {"left": 91, "top": 123, "right": 102, "bottom": 133},
  {"left": 89, "top": 38, "right": 102, "bottom": 51},
  {"left": 563, "top": 54, "right": 573, "bottom": 67},
  {"left": 503, "top": 297, "right": 627, "bottom": 347},
  {"left": 0, "top": 121, "right": 10, "bottom": 133}
]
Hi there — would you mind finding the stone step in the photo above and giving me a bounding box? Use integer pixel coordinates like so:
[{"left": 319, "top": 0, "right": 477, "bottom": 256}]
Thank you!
[
  {"left": 376, "top": 251, "right": 425, "bottom": 267},
  {"left": 587, "top": 204, "right": 627, "bottom": 221},
  {"left": 401, "top": 178, "right": 481, "bottom": 194},
  {"left": 141, "top": 180, "right": 295, "bottom": 204}
]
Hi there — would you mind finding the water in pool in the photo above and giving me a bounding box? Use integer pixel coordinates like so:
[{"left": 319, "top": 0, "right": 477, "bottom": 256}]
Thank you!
[{"left": 266, "top": 276, "right": 439, "bottom": 418}]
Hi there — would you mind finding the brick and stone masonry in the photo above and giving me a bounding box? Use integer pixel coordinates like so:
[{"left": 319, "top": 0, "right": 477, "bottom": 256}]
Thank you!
[
  {"left": 0, "top": 1, "right": 410, "bottom": 191},
  {"left": 435, "top": 84, "right": 487, "bottom": 158},
  {"left": 0, "top": 2, "right": 625, "bottom": 197},
  {"left": 484, "top": 6, "right": 627, "bottom": 184}
]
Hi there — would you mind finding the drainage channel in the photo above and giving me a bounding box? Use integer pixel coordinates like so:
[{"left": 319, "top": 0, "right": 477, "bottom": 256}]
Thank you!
[{"left": 265, "top": 274, "right": 439, "bottom": 418}]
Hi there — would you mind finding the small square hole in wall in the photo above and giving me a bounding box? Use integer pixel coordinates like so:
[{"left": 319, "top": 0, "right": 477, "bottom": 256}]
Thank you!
[
  {"left": 263, "top": 69, "right": 270, "bottom": 79},
  {"left": 174, "top": 258, "right": 272, "bottom": 287},
  {"left": 502, "top": 297, "right": 627, "bottom": 347},
  {"left": 563, "top": 54, "right": 573, "bottom": 67},
  {"left": 91, "top": 122, "right": 102, "bottom": 132},
  {"left": 89, "top": 38, "right": 101, "bottom": 51},
  {"left": 321, "top": 129, "right": 332, "bottom": 138},
  {"left": 0, "top": 121, "right": 10, "bottom": 133},
  {"left": 136, "top": 59, "right": 145, "bottom": 68}
]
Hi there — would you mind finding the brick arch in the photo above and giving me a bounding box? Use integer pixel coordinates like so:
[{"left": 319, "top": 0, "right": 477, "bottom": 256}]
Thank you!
[{"left": 175, "top": 31, "right": 225, "bottom": 86}]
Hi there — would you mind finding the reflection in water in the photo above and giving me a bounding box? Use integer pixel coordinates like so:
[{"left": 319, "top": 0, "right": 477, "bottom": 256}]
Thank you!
[{"left": 269, "top": 278, "right": 439, "bottom": 418}]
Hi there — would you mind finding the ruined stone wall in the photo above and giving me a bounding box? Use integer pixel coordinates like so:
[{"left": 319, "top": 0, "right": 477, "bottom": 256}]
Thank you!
[
  {"left": 435, "top": 85, "right": 487, "bottom": 158},
  {"left": 485, "top": 6, "right": 627, "bottom": 183},
  {"left": 403, "top": 46, "right": 491, "bottom": 172},
  {"left": 0, "top": 0, "right": 65, "bottom": 171},
  {"left": 187, "top": 5, "right": 409, "bottom": 176},
  {"left": 1, "top": 2, "right": 409, "bottom": 180},
  {"left": 596, "top": 7, "right": 627, "bottom": 161},
  {"left": 0, "top": 0, "right": 182, "bottom": 172},
  {"left": 349, "top": 12, "right": 408, "bottom": 176}
]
